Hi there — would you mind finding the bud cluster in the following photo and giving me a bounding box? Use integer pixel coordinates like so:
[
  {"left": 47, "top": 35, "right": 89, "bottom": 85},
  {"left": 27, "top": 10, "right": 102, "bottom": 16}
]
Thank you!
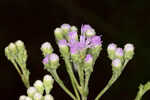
[
  {"left": 107, "top": 43, "right": 134, "bottom": 71},
  {"left": 19, "top": 74, "right": 54, "bottom": 100},
  {"left": 5, "top": 40, "right": 30, "bottom": 88}
]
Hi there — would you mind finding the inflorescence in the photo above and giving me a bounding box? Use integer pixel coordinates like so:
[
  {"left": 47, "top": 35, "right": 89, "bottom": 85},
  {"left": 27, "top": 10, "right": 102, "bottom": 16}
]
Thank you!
[{"left": 6, "top": 24, "right": 148, "bottom": 100}]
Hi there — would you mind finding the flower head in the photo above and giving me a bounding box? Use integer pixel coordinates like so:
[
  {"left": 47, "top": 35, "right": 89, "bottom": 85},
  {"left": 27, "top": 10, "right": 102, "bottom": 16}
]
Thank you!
[
  {"left": 68, "top": 31, "right": 78, "bottom": 41},
  {"left": 81, "top": 24, "right": 92, "bottom": 35},
  {"left": 85, "top": 54, "right": 93, "bottom": 63},
  {"left": 112, "top": 58, "right": 122, "bottom": 68},
  {"left": 124, "top": 43, "right": 134, "bottom": 60},
  {"left": 41, "top": 42, "right": 53, "bottom": 56},
  {"left": 42, "top": 55, "right": 50, "bottom": 65},
  {"left": 115, "top": 48, "right": 124, "bottom": 57}
]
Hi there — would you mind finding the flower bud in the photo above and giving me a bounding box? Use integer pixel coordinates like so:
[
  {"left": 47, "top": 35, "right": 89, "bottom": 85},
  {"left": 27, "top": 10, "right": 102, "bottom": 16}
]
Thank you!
[
  {"left": 44, "top": 94, "right": 54, "bottom": 100},
  {"left": 27, "top": 87, "right": 37, "bottom": 97},
  {"left": 42, "top": 55, "right": 50, "bottom": 65},
  {"left": 84, "top": 54, "right": 93, "bottom": 72},
  {"left": 124, "top": 43, "right": 134, "bottom": 60},
  {"left": 33, "top": 92, "right": 43, "bottom": 100},
  {"left": 49, "top": 53, "right": 59, "bottom": 69},
  {"left": 107, "top": 43, "right": 117, "bottom": 60},
  {"left": 68, "top": 31, "right": 78, "bottom": 41},
  {"left": 61, "top": 24, "right": 71, "bottom": 34},
  {"left": 54, "top": 28, "right": 64, "bottom": 40},
  {"left": 41, "top": 42, "right": 53, "bottom": 56},
  {"left": 15, "top": 40, "right": 24, "bottom": 49},
  {"left": 5, "top": 47, "right": 12, "bottom": 60},
  {"left": 15, "top": 40, "right": 28, "bottom": 63},
  {"left": 71, "top": 26, "right": 78, "bottom": 32},
  {"left": 19, "top": 95, "right": 26, "bottom": 100},
  {"left": 115, "top": 48, "right": 124, "bottom": 61},
  {"left": 58, "top": 39, "right": 69, "bottom": 56},
  {"left": 112, "top": 58, "right": 122, "bottom": 68},
  {"left": 8, "top": 43, "right": 17, "bottom": 54},
  {"left": 85, "top": 29, "right": 95, "bottom": 37},
  {"left": 43, "top": 74, "right": 54, "bottom": 94},
  {"left": 25, "top": 97, "right": 32, "bottom": 100},
  {"left": 33, "top": 80, "right": 44, "bottom": 94}
]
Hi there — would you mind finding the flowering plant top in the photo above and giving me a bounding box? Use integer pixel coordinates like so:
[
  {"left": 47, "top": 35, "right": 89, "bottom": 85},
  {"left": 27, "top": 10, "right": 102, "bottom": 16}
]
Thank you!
[{"left": 4, "top": 23, "right": 149, "bottom": 100}]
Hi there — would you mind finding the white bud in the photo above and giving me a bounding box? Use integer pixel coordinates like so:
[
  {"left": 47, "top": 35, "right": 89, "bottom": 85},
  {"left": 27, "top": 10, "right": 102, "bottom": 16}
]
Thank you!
[
  {"left": 19, "top": 95, "right": 26, "bottom": 100},
  {"left": 33, "top": 80, "right": 44, "bottom": 94},
  {"left": 61, "top": 24, "right": 71, "bottom": 32},
  {"left": 27, "top": 87, "right": 37, "bottom": 97},
  {"left": 71, "top": 26, "right": 78, "bottom": 32},
  {"left": 85, "top": 29, "right": 95, "bottom": 37},
  {"left": 41, "top": 42, "right": 53, "bottom": 56},
  {"left": 43, "top": 75, "right": 54, "bottom": 94},
  {"left": 44, "top": 94, "right": 54, "bottom": 100},
  {"left": 8, "top": 43, "right": 16, "bottom": 51},
  {"left": 54, "top": 28, "right": 64, "bottom": 40},
  {"left": 124, "top": 43, "right": 134, "bottom": 60},
  {"left": 107, "top": 43, "right": 117, "bottom": 60},
  {"left": 33, "top": 92, "right": 43, "bottom": 100},
  {"left": 15, "top": 40, "right": 24, "bottom": 47}
]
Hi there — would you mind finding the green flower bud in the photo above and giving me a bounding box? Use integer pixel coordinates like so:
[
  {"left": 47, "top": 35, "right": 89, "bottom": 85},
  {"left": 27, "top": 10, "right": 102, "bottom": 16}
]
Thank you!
[
  {"left": 60, "top": 24, "right": 71, "bottom": 35},
  {"left": 44, "top": 94, "right": 54, "bottom": 100},
  {"left": 58, "top": 39, "right": 69, "bottom": 57},
  {"left": 41, "top": 42, "right": 53, "bottom": 56},
  {"left": 112, "top": 58, "right": 122, "bottom": 71},
  {"left": 84, "top": 54, "right": 93, "bottom": 72},
  {"left": 43, "top": 75, "right": 54, "bottom": 94},
  {"left": 85, "top": 29, "right": 96, "bottom": 37},
  {"left": 15, "top": 40, "right": 28, "bottom": 64},
  {"left": 19, "top": 95, "right": 26, "bottom": 100},
  {"left": 33, "top": 92, "right": 43, "bottom": 100},
  {"left": 107, "top": 43, "right": 117, "bottom": 60},
  {"left": 15, "top": 40, "right": 25, "bottom": 50},
  {"left": 8, "top": 43, "right": 17, "bottom": 57},
  {"left": 5, "top": 47, "right": 12, "bottom": 60},
  {"left": 33, "top": 80, "right": 44, "bottom": 94},
  {"left": 124, "top": 43, "right": 134, "bottom": 60},
  {"left": 27, "top": 87, "right": 37, "bottom": 98},
  {"left": 115, "top": 48, "right": 124, "bottom": 62},
  {"left": 54, "top": 28, "right": 64, "bottom": 40},
  {"left": 49, "top": 53, "right": 60, "bottom": 69},
  {"left": 71, "top": 26, "right": 78, "bottom": 32}
]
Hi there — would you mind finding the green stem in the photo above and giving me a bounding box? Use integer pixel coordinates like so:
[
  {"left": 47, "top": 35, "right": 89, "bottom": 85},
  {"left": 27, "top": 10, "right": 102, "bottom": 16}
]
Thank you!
[
  {"left": 65, "top": 58, "right": 81, "bottom": 100},
  {"left": 84, "top": 72, "right": 91, "bottom": 97},
  {"left": 95, "top": 60, "right": 129, "bottom": 100},
  {"left": 77, "top": 63, "right": 87, "bottom": 100},
  {"left": 51, "top": 70, "right": 77, "bottom": 100},
  {"left": 95, "top": 74, "right": 118, "bottom": 100}
]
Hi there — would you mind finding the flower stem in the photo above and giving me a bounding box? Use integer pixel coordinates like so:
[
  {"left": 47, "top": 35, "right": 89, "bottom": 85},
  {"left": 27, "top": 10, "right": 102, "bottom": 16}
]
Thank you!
[
  {"left": 50, "top": 70, "right": 77, "bottom": 100},
  {"left": 64, "top": 58, "right": 81, "bottom": 100}
]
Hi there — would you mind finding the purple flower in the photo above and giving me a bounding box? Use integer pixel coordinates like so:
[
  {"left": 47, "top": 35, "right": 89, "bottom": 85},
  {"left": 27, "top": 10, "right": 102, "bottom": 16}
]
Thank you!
[
  {"left": 112, "top": 58, "right": 122, "bottom": 68},
  {"left": 58, "top": 39, "right": 67, "bottom": 47},
  {"left": 49, "top": 53, "right": 59, "bottom": 62},
  {"left": 90, "top": 35, "right": 102, "bottom": 47},
  {"left": 68, "top": 31, "right": 78, "bottom": 40},
  {"left": 69, "top": 42, "right": 80, "bottom": 54},
  {"left": 61, "top": 24, "right": 71, "bottom": 30},
  {"left": 42, "top": 55, "right": 50, "bottom": 64},
  {"left": 115, "top": 48, "right": 124, "bottom": 57},
  {"left": 81, "top": 24, "right": 92, "bottom": 35},
  {"left": 107, "top": 43, "right": 117, "bottom": 51},
  {"left": 85, "top": 54, "right": 93, "bottom": 63}
]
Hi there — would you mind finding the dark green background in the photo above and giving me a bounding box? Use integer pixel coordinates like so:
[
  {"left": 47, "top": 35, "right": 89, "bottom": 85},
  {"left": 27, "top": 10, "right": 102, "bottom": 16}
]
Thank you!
[{"left": 0, "top": 0, "right": 150, "bottom": 100}]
